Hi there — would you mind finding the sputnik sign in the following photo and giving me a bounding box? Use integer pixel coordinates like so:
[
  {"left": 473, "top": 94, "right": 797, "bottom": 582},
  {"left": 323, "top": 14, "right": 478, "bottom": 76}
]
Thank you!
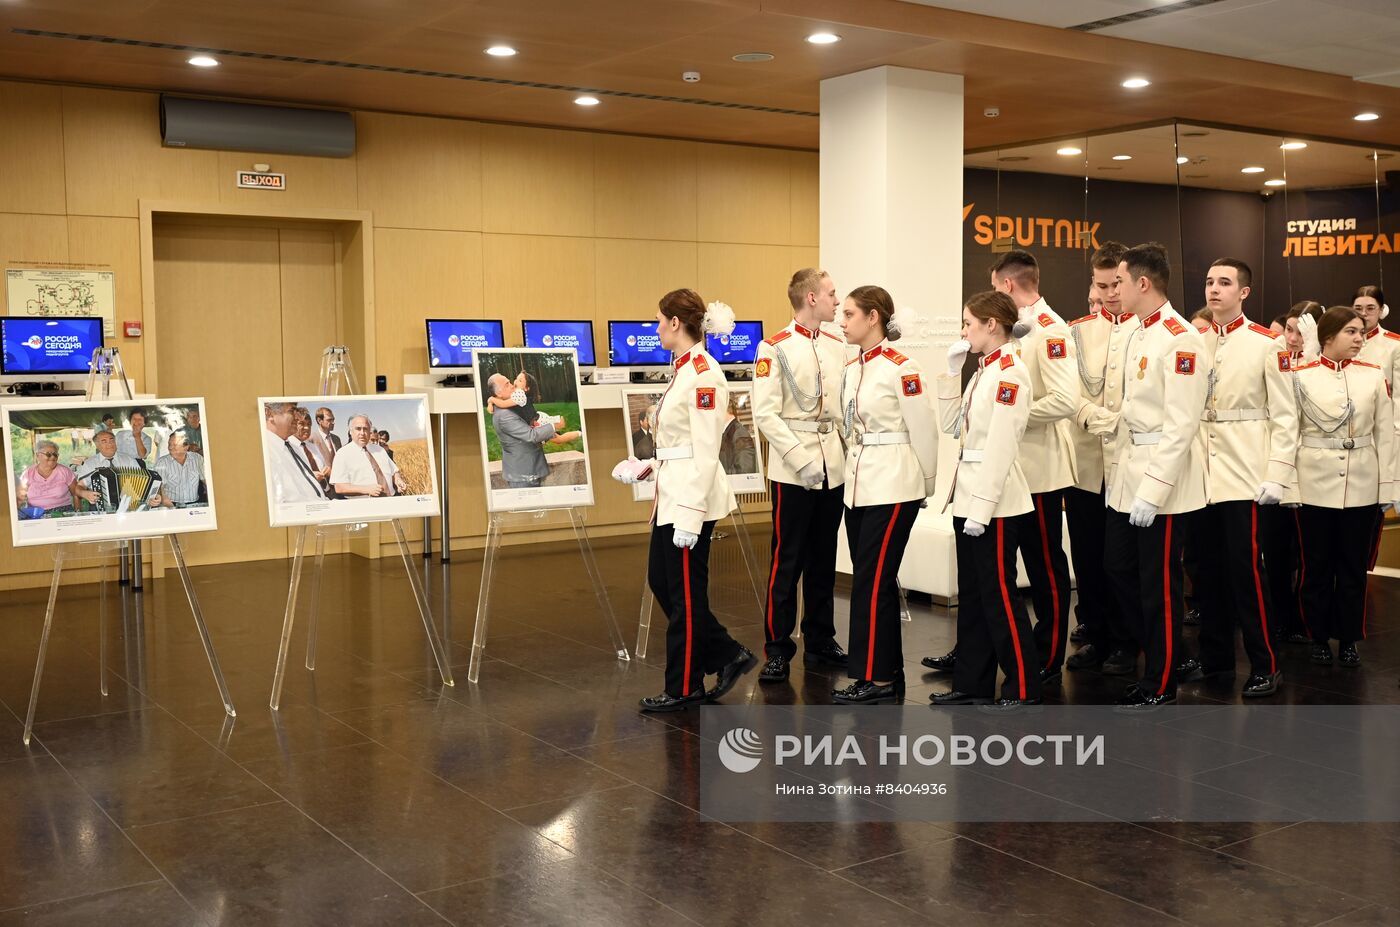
[{"left": 236, "top": 170, "right": 286, "bottom": 190}]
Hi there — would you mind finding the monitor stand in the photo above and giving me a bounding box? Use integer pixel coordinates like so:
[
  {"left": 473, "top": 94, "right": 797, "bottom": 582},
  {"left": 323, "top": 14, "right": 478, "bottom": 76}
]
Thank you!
[{"left": 440, "top": 373, "right": 475, "bottom": 388}]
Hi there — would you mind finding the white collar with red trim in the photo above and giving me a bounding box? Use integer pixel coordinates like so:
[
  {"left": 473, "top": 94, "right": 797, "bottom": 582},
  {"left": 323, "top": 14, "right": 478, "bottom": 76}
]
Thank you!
[
  {"left": 1209, "top": 312, "right": 1246, "bottom": 335},
  {"left": 980, "top": 346, "right": 1011, "bottom": 369},
  {"left": 1140, "top": 301, "right": 1174, "bottom": 329},
  {"left": 1099, "top": 307, "right": 1131, "bottom": 325},
  {"left": 790, "top": 321, "right": 820, "bottom": 340},
  {"left": 1320, "top": 355, "right": 1354, "bottom": 371},
  {"left": 673, "top": 349, "right": 693, "bottom": 370},
  {"left": 860, "top": 340, "right": 888, "bottom": 364},
  {"left": 1365, "top": 325, "right": 1385, "bottom": 341}
]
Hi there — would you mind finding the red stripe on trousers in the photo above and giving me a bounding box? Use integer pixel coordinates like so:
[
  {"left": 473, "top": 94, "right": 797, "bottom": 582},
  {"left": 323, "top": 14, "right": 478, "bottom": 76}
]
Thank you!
[
  {"left": 765, "top": 483, "right": 782, "bottom": 641},
  {"left": 1250, "top": 505, "right": 1278, "bottom": 674},
  {"left": 1368, "top": 509, "right": 1383, "bottom": 570},
  {"left": 682, "top": 547, "right": 694, "bottom": 696},
  {"left": 996, "top": 519, "right": 1028, "bottom": 700},
  {"left": 1293, "top": 509, "right": 1311, "bottom": 638},
  {"left": 867, "top": 503, "right": 902, "bottom": 681},
  {"left": 1035, "top": 494, "right": 1061, "bottom": 670},
  {"left": 1159, "top": 514, "right": 1174, "bottom": 696}
]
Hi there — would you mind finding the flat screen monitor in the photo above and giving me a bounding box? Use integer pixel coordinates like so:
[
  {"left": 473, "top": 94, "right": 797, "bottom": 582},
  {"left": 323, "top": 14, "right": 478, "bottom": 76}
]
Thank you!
[
  {"left": 0, "top": 316, "right": 104, "bottom": 377},
  {"left": 521, "top": 320, "right": 596, "bottom": 366},
  {"left": 607, "top": 320, "right": 670, "bottom": 366},
  {"left": 426, "top": 319, "right": 505, "bottom": 370},
  {"left": 707, "top": 320, "right": 763, "bottom": 365}
]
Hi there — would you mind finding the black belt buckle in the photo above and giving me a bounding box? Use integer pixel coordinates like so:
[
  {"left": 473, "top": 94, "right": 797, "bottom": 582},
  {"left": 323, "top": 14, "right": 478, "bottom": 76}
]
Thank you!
[{"left": 1342, "top": 438, "right": 1356, "bottom": 450}]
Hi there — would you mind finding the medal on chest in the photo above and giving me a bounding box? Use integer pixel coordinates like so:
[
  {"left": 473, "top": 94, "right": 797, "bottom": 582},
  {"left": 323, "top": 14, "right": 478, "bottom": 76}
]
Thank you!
[{"left": 1137, "top": 356, "right": 1148, "bottom": 380}]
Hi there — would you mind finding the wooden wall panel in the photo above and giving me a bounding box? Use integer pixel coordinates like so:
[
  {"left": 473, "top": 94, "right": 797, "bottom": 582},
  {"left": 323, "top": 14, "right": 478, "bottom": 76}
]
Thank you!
[
  {"left": 481, "top": 125, "right": 595, "bottom": 237},
  {"left": 279, "top": 226, "right": 342, "bottom": 395},
  {"left": 594, "top": 135, "right": 698, "bottom": 242},
  {"left": 356, "top": 112, "right": 482, "bottom": 232},
  {"left": 0, "top": 82, "right": 67, "bottom": 215},
  {"left": 697, "top": 242, "right": 797, "bottom": 332},
  {"left": 61, "top": 87, "right": 220, "bottom": 218},
  {"left": 482, "top": 234, "right": 596, "bottom": 333},
  {"left": 0, "top": 213, "right": 69, "bottom": 314},
  {"left": 373, "top": 228, "right": 484, "bottom": 391},
  {"left": 697, "top": 143, "right": 792, "bottom": 246},
  {"left": 789, "top": 151, "right": 819, "bottom": 248},
  {"left": 594, "top": 239, "right": 699, "bottom": 325},
  {"left": 217, "top": 150, "right": 359, "bottom": 212},
  {"left": 66, "top": 216, "right": 147, "bottom": 388}
]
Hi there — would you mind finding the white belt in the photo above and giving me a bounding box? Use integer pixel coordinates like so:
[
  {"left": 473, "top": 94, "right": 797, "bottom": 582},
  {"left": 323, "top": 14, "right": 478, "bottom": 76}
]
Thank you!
[
  {"left": 1202, "top": 408, "right": 1267, "bottom": 422},
  {"left": 1301, "top": 435, "right": 1372, "bottom": 450},
  {"left": 785, "top": 419, "right": 836, "bottom": 434},
  {"left": 1130, "top": 431, "right": 1163, "bottom": 446},
  {"left": 958, "top": 448, "right": 985, "bottom": 462},
  {"left": 655, "top": 445, "right": 693, "bottom": 461},
  {"left": 859, "top": 432, "right": 911, "bottom": 446}
]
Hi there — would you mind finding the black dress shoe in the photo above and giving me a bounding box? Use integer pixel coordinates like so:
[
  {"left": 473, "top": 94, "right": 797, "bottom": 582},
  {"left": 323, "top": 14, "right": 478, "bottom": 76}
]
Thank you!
[
  {"left": 1101, "top": 649, "right": 1138, "bottom": 676},
  {"left": 1242, "top": 671, "right": 1282, "bottom": 697},
  {"left": 983, "top": 697, "right": 1043, "bottom": 711},
  {"left": 1039, "top": 667, "right": 1062, "bottom": 689},
  {"left": 1310, "top": 643, "right": 1334, "bottom": 665},
  {"left": 1286, "top": 632, "right": 1310, "bottom": 645},
  {"left": 832, "top": 676, "right": 903, "bottom": 705},
  {"left": 920, "top": 648, "right": 958, "bottom": 673},
  {"left": 1066, "top": 644, "right": 1105, "bottom": 671},
  {"left": 758, "top": 655, "right": 789, "bottom": 683},
  {"left": 1116, "top": 686, "right": 1175, "bottom": 708},
  {"left": 1070, "top": 623, "right": 1088, "bottom": 643},
  {"left": 804, "top": 641, "right": 849, "bottom": 668},
  {"left": 639, "top": 691, "right": 707, "bottom": 712},
  {"left": 709, "top": 647, "right": 758, "bottom": 701},
  {"left": 1339, "top": 644, "right": 1361, "bottom": 667},
  {"left": 929, "top": 690, "right": 991, "bottom": 706},
  {"left": 1177, "top": 658, "right": 1204, "bottom": 683}
]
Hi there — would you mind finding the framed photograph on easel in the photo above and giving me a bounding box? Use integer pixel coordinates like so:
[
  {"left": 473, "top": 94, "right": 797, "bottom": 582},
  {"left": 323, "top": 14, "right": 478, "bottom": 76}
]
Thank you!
[{"left": 620, "top": 385, "right": 763, "bottom": 502}]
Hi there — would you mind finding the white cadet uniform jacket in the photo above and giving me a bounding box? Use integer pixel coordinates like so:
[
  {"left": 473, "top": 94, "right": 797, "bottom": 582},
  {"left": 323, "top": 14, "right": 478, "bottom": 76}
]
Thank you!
[
  {"left": 653, "top": 348, "right": 736, "bottom": 534},
  {"left": 1357, "top": 325, "right": 1400, "bottom": 396},
  {"left": 1105, "top": 302, "right": 1209, "bottom": 515},
  {"left": 1293, "top": 357, "right": 1396, "bottom": 509},
  {"left": 1198, "top": 313, "right": 1300, "bottom": 503},
  {"left": 1068, "top": 308, "right": 1140, "bottom": 493},
  {"left": 840, "top": 341, "right": 938, "bottom": 508},
  {"left": 937, "top": 346, "right": 1033, "bottom": 523},
  {"left": 752, "top": 321, "right": 847, "bottom": 487},
  {"left": 1011, "top": 298, "right": 1079, "bottom": 494}
]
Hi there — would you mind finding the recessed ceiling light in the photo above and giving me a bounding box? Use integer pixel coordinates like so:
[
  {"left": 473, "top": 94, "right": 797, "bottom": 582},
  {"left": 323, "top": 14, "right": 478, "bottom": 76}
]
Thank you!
[
  {"left": 1112, "top": 154, "right": 1132, "bottom": 161},
  {"left": 1056, "top": 146, "right": 1083, "bottom": 156},
  {"left": 485, "top": 45, "right": 517, "bottom": 57},
  {"left": 732, "top": 52, "right": 775, "bottom": 62},
  {"left": 1264, "top": 179, "right": 1287, "bottom": 187},
  {"left": 187, "top": 55, "right": 219, "bottom": 68},
  {"left": 806, "top": 32, "right": 841, "bottom": 44},
  {"left": 1121, "top": 77, "right": 1151, "bottom": 89},
  {"left": 1280, "top": 141, "right": 1308, "bottom": 150},
  {"left": 1241, "top": 166, "right": 1265, "bottom": 174},
  {"left": 574, "top": 95, "right": 600, "bottom": 107},
  {"left": 1176, "top": 156, "right": 1189, "bottom": 165},
  {"left": 1355, "top": 112, "right": 1380, "bottom": 121}
]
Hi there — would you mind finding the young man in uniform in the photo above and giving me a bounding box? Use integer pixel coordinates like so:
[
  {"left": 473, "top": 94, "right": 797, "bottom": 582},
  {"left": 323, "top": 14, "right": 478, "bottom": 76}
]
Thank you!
[
  {"left": 988, "top": 250, "right": 1079, "bottom": 686},
  {"left": 1179, "top": 258, "right": 1296, "bottom": 697},
  {"left": 1066, "top": 242, "right": 1140, "bottom": 677},
  {"left": 1084, "top": 242, "right": 1208, "bottom": 707},
  {"left": 751, "top": 268, "right": 850, "bottom": 682}
]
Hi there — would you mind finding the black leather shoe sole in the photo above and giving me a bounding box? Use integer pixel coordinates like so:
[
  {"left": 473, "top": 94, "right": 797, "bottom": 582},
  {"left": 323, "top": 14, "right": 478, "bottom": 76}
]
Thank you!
[
  {"left": 639, "top": 692, "right": 707, "bottom": 712},
  {"left": 920, "top": 654, "right": 957, "bottom": 673},
  {"left": 709, "top": 649, "right": 759, "bottom": 701},
  {"left": 758, "top": 664, "right": 790, "bottom": 683},
  {"left": 929, "top": 691, "right": 992, "bottom": 706},
  {"left": 832, "top": 686, "right": 901, "bottom": 705},
  {"left": 1242, "top": 672, "right": 1282, "bottom": 697}
]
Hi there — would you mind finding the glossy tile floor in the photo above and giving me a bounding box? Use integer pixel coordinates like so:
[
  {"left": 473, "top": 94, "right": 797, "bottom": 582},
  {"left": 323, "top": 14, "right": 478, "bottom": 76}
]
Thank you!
[{"left": 1, "top": 528, "right": 1398, "bottom": 925}]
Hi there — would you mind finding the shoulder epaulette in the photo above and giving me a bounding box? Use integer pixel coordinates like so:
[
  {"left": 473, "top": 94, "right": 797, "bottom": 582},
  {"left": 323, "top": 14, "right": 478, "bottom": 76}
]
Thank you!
[
  {"left": 765, "top": 330, "right": 792, "bottom": 347},
  {"left": 1069, "top": 315, "right": 1094, "bottom": 327},
  {"left": 845, "top": 357, "right": 859, "bottom": 367},
  {"left": 882, "top": 347, "right": 908, "bottom": 365},
  {"left": 1247, "top": 323, "right": 1275, "bottom": 338},
  {"left": 1384, "top": 331, "right": 1400, "bottom": 342},
  {"left": 1294, "top": 361, "right": 1321, "bottom": 371},
  {"left": 999, "top": 353, "right": 1014, "bottom": 370},
  {"left": 692, "top": 353, "right": 710, "bottom": 374},
  {"left": 1163, "top": 318, "right": 1187, "bottom": 336},
  {"left": 1037, "top": 312, "right": 1055, "bottom": 328},
  {"left": 1353, "top": 360, "right": 1381, "bottom": 369}
]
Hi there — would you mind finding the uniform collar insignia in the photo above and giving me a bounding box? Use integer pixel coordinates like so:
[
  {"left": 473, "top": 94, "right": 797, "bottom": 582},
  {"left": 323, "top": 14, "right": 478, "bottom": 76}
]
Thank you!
[
  {"left": 981, "top": 347, "right": 1004, "bottom": 368},
  {"left": 1320, "top": 356, "right": 1352, "bottom": 370},
  {"left": 674, "top": 350, "right": 691, "bottom": 370},
  {"left": 1210, "top": 313, "right": 1246, "bottom": 335},
  {"left": 792, "top": 322, "right": 818, "bottom": 339},
  {"left": 1099, "top": 308, "right": 1130, "bottom": 324},
  {"left": 1366, "top": 326, "right": 1382, "bottom": 341},
  {"left": 862, "top": 341, "right": 886, "bottom": 363}
]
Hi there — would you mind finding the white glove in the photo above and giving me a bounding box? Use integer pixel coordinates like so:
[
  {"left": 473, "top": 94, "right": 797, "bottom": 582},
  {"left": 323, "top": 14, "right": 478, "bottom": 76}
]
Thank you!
[
  {"left": 945, "top": 339, "right": 971, "bottom": 376},
  {"left": 1128, "top": 497, "right": 1158, "bottom": 528},
  {"left": 1255, "top": 481, "right": 1285, "bottom": 505},
  {"left": 795, "top": 459, "right": 825, "bottom": 490},
  {"left": 610, "top": 457, "right": 653, "bottom": 484},
  {"left": 962, "top": 519, "right": 986, "bottom": 537},
  {"left": 1297, "top": 312, "right": 1320, "bottom": 361},
  {"left": 673, "top": 528, "right": 700, "bottom": 549},
  {"left": 1084, "top": 408, "right": 1119, "bottom": 436}
]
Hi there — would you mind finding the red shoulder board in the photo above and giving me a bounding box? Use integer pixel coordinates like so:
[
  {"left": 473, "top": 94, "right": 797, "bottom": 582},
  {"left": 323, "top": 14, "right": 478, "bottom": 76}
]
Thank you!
[
  {"left": 695, "top": 387, "right": 716, "bottom": 409},
  {"left": 845, "top": 357, "right": 859, "bottom": 367},
  {"left": 1276, "top": 351, "right": 1291, "bottom": 372},
  {"left": 901, "top": 373, "right": 922, "bottom": 396},
  {"left": 882, "top": 347, "right": 908, "bottom": 365},
  {"left": 692, "top": 353, "right": 710, "bottom": 374},
  {"left": 1384, "top": 331, "right": 1400, "bottom": 342},
  {"left": 820, "top": 330, "right": 844, "bottom": 342},
  {"left": 1037, "top": 312, "right": 1054, "bottom": 328},
  {"left": 765, "top": 330, "right": 792, "bottom": 346},
  {"left": 1353, "top": 360, "right": 1381, "bottom": 369},
  {"left": 1294, "top": 361, "right": 1320, "bottom": 371},
  {"left": 996, "top": 381, "right": 1019, "bottom": 405},
  {"left": 1163, "top": 318, "right": 1187, "bottom": 336},
  {"left": 1046, "top": 337, "right": 1067, "bottom": 359},
  {"left": 1175, "top": 351, "right": 1197, "bottom": 375},
  {"left": 1248, "top": 323, "right": 1274, "bottom": 338},
  {"left": 1069, "top": 315, "right": 1093, "bottom": 326},
  {"left": 999, "top": 353, "right": 1014, "bottom": 370}
]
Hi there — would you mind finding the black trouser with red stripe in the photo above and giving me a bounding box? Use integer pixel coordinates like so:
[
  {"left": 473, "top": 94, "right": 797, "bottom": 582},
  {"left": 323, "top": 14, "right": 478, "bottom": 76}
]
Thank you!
[
  {"left": 1260, "top": 505, "right": 1305, "bottom": 639},
  {"left": 649, "top": 520, "right": 743, "bottom": 698},
  {"left": 1298, "top": 504, "right": 1377, "bottom": 644},
  {"left": 952, "top": 517, "right": 1042, "bottom": 701},
  {"left": 844, "top": 501, "right": 919, "bottom": 682},
  {"left": 1014, "top": 489, "right": 1072, "bottom": 672},
  {"left": 763, "top": 480, "right": 844, "bottom": 661},
  {"left": 1065, "top": 484, "right": 1138, "bottom": 656},
  {"left": 1194, "top": 501, "right": 1280, "bottom": 678},
  {"left": 1103, "top": 509, "right": 1185, "bottom": 699}
]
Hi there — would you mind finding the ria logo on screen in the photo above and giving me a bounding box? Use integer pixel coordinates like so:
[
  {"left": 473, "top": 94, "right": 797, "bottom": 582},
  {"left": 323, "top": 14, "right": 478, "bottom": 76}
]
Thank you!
[{"left": 718, "top": 728, "right": 764, "bottom": 773}]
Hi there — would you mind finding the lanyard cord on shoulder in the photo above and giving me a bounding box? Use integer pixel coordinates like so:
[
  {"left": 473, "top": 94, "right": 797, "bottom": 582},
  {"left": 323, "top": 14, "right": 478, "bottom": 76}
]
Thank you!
[{"left": 1292, "top": 373, "right": 1355, "bottom": 434}]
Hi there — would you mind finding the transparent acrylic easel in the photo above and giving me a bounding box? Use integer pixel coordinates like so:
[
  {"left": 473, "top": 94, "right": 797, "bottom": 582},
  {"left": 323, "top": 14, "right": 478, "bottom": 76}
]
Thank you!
[
  {"left": 84, "top": 346, "right": 145, "bottom": 588},
  {"left": 22, "top": 535, "right": 235, "bottom": 744},
  {"left": 268, "top": 347, "right": 455, "bottom": 709},
  {"left": 467, "top": 506, "right": 629, "bottom": 684}
]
